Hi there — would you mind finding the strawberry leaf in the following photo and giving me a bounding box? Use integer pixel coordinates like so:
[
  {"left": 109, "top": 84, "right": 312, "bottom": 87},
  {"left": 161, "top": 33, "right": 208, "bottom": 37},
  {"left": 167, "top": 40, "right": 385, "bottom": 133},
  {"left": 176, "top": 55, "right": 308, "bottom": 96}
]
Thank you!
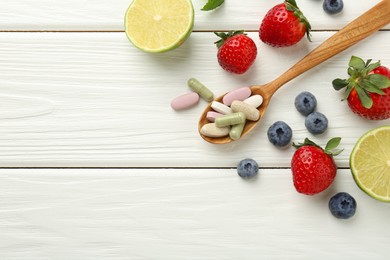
[
  {"left": 293, "top": 138, "right": 320, "bottom": 149},
  {"left": 349, "top": 56, "right": 366, "bottom": 70},
  {"left": 331, "top": 149, "right": 344, "bottom": 156},
  {"left": 365, "top": 59, "right": 373, "bottom": 67},
  {"left": 324, "top": 137, "right": 343, "bottom": 156},
  {"left": 214, "top": 30, "right": 245, "bottom": 48},
  {"left": 294, "top": 137, "right": 343, "bottom": 157},
  {"left": 366, "top": 74, "right": 390, "bottom": 89},
  {"left": 332, "top": 78, "right": 348, "bottom": 90},
  {"left": 365, "top": 61, "right": 381, "bottom": 74},
  {"left": 201, "top": 0, "right": 224, "bottom": 11},
  {"left": 343, "top": 82, "right": 355, "bottom": 100},
  {"left": 325, "top": 137, "right": 341, "bottom": 151},
  {"left": 334, "top": 56, "right": 388, "bottom": 104},
  {"left": 355, "top": 84, "right": 373, "bottom": 109},
  {"left": 361, "top": 79, "right": 385, "bottom": 95},
  {"left": 347, "top": 67, "right": 354, "bottom": 76}
]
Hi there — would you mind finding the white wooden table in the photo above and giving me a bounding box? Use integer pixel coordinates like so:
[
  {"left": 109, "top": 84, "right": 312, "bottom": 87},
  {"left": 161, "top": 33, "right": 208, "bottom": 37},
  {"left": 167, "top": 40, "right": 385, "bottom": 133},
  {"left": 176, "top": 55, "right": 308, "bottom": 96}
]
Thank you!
[{"left": 1, "top": 0, "right": 390, "bottom": 259}]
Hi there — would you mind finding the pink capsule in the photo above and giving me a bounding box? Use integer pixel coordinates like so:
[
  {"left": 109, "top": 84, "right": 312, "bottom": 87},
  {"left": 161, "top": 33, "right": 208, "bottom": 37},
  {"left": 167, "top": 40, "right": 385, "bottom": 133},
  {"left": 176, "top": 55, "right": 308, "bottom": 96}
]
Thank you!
[
  {"left": 222, "top": 87, "right": 252, "bottom": 106},
  {"left": 171, "top": 92, "right": 200, "bottom": 110},
  {"left": 206, "top": 111, "right": 224, "bottom": 122}
]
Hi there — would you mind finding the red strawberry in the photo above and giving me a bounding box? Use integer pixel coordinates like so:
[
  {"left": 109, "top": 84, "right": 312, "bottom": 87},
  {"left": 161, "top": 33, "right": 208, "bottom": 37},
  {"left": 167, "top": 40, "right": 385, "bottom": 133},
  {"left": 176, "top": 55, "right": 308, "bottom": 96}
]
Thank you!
[
  {"left": 291, "top": 138, "right": 343, "bottom": 195},
  {"left": 259, "top": 0, "right": 311, "bottom": 47},
  {"left": 214, "top": 31, "right": 257, "bottom": 74},
  {"left": 333, "top": 56, "right": 390, "bottom": 120}
]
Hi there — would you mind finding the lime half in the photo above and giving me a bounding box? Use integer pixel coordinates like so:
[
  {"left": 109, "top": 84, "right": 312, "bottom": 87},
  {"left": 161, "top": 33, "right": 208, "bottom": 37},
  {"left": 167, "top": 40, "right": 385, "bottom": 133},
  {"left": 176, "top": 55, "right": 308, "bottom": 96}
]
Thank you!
[
  {"left": 350, "top": 125, "right": 390, "bottom": 202},
  {"left": 124, "top": 0, "right": 194, "bottom": 53}
]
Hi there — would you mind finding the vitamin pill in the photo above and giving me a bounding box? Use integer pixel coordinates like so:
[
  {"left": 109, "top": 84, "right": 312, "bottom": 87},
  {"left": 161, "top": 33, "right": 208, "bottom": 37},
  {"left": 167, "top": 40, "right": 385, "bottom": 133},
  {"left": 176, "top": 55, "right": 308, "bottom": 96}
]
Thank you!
[
  {"left": 231, "top": 100, "right": 260, "bottom": 121},
  {"left": 187, "top": 78, "right": 214, "bottom": 102},
  {"left": 200, "top": 123, "right": 231, "bottom": 138},
  {"left": 171, "top": 92, "right": 200, "bottom": 110},
  {"left": 206, "top": 111, "right": 224, "bottom": 122},
  {"left": 244, "top": 94, "right": 263, "bottom": 108},
  {"left": 215, "top": 112, "right": 246, "bottom": 127},
  {"left": 229, "top": 122, "right": 245, "bottom": 140},
  {"left": 222, "top": 87, "right": 252, "bottom": 106},
  {"left": 211, "top": 101, "right": 232, "bottom": 115}
]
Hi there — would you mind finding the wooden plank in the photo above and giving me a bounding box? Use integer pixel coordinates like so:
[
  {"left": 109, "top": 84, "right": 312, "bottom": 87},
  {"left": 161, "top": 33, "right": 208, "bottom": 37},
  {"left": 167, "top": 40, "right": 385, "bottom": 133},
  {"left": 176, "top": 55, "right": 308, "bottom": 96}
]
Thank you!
[
  {"left": 0, "top": 31, "right": 389, "bottom": 167},
  {"left": 0, "top": 169, "right": 389, "bottom": 259},
  {"left": 0, "top": 0, "right": 387, "bottom": 31}
]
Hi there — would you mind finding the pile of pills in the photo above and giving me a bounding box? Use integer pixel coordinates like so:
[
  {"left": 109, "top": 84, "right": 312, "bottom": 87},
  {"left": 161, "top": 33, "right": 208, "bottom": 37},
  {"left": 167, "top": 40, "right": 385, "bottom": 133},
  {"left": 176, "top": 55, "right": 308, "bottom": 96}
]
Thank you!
[
  {"left": 171, "top": 78, "right": 263, "bottom": 141},
  {"left": 200, "top": 87, "right": 263, "bottom": 140}
]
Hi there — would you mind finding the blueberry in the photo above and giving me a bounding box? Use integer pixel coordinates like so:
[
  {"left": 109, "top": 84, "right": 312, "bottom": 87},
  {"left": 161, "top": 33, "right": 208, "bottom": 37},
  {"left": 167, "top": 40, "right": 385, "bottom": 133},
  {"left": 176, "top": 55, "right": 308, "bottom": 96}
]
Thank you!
[
  {"left": 329, "top": 192, "right": 357, "bottom": 219},
  {"left": 267, "top": 121, "right": 293, "bottom": 148},
  {"left": 305, "top": 112, "right": 328, "bottom": 134},
  {"left": 323, "top": 0, "right": 344, "bottom": 15},
  {"left": 294, "top": 91, "right": 317, "bottom": 116},
  {"left": 237, "top": 158, "right": 258, "bottom": 178}
]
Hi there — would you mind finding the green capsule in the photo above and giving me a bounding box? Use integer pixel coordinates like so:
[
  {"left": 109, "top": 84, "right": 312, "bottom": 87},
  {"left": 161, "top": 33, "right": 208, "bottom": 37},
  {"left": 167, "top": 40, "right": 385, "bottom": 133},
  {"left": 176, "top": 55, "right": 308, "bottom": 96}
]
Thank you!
[
  {"left": 187, "top": 78, "right": 214, "bottom": 102},
  {"left": 229, "top": 122, "right": 245, "bottom": 140},
  {"left": 215, "top": 112, "right": 246, "bottom": 128}
]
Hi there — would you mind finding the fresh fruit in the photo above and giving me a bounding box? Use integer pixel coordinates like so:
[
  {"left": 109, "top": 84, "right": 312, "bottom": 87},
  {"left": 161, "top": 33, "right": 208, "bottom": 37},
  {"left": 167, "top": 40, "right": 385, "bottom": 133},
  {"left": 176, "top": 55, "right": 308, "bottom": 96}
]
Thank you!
[
  {"left": 215, "top": 31, "right": 257, "bottom": 74},
  {"left": 295, "top": 91, "right": 317, "bottom": 116},
  {"left": 259, "top": 0, "right": 311, "bottom": 47},
  {"left": 350, "top": 126, "right": 390, "bottom": 202},
  {"left": 323, "top": 0, "right": 344, "bottom": 15},
  {"left": 237, "top": 158, "right": 259, "bottom": 178},
  {"left": 333, "top": 56, "right": 390, "bottom": 120},
  {"left": 124, "top": 0, "right": 194, "bottom": 53},
  {"left": 267, "top": 121, "right": 293, "bottom": 148},
  {"left": 305, "top": 112, "right": 328, "bottom": 135},
  {"left": 291, "top": 138, "right": 343, "bottom": 195},
  {"left": 329, "top": 192, "right": 357, "bottom": 219}
]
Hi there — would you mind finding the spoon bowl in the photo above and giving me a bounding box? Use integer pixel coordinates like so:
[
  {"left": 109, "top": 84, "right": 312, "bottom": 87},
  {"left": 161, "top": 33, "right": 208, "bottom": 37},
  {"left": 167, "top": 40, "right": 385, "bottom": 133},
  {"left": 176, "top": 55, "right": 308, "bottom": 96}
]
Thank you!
[
  {"left": 199, "top": 84, "right": 273, "bottom": 144},
  {"left": 198, "top": 0, "right": 390, "bottom": 144}
]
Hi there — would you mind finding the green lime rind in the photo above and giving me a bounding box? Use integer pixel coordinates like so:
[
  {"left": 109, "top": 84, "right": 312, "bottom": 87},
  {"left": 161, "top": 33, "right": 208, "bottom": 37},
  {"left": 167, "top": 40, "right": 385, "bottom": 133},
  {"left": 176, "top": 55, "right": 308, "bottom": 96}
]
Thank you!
[
  {"left": 350, "top": 125, "right": 390, "bottom": 202},
  {"left": 124, "top": 0, "right": 194, "bottom": 53}
]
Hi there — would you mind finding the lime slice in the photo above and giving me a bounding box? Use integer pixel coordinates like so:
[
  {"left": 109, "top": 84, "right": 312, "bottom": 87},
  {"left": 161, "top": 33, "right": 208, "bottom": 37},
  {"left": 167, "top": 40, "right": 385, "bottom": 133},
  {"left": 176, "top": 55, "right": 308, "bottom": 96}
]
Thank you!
[
  {"left": 350, "top": 125, "right": 390, "bottom": 202},
  {"left": 124, "top": 0, "right": 194, "bottom": 53}
]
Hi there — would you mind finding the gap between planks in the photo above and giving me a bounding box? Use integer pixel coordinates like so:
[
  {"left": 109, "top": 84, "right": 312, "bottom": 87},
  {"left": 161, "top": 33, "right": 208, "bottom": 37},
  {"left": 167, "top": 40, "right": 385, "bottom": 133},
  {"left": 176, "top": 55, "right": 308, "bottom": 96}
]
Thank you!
[
  {"left": 0, "top": 29, "right": 377, "bottom": 33},
  {"left": 0, "top": 167, "right": 351, "bottom": 170}
]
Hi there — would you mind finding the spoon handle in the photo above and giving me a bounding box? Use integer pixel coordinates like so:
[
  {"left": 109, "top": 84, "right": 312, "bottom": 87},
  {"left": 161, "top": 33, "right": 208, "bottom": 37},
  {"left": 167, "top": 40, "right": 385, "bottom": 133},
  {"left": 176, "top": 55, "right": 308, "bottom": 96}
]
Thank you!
[{"left": 270, "top": 0, "right": 390, "bottom": 90}]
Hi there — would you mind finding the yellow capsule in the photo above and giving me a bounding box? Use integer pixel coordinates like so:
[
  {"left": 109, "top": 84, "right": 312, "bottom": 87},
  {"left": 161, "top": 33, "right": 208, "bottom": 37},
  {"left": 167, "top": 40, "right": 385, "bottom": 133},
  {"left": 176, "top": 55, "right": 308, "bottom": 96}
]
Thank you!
[
  {"left": 215, "top": 112, "right": 246, "bottom": 127},
  {"left": 187, "top": 78, "right": 214, "bottom": 102},
  {"left": 200, "top": 123, "right": 230, "bottom": 138},
  {"left": 231, "top": 100, "right": 260, "bottom": 121}
]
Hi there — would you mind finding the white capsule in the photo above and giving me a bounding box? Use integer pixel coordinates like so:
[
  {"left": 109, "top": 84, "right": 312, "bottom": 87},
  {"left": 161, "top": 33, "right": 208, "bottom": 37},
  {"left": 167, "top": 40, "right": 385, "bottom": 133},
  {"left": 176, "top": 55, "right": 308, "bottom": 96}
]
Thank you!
[
  {"left": 211, "top": 101, "right": 232, "bottom": 115},
  {"left": 200, "top": 123, "right": 231, "bottom": 138},
  {"left": 231, "top": 100, "right": 260, "bottom": 121},
  {"left": 244, "top": 94, "right": 263, "bottom": 108}
]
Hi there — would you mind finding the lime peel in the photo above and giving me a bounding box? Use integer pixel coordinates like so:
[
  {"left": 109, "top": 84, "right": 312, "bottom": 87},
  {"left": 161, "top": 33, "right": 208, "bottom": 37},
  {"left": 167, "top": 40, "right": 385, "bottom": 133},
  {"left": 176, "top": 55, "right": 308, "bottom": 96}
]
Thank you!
[{"left": 350, "top": 125, "right": 390, "bottom": 202}]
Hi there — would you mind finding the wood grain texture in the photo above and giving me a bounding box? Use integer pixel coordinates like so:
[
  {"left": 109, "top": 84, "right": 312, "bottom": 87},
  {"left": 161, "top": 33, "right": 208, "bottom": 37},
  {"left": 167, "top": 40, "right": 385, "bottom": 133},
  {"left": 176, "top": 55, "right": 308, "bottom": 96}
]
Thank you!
[
  {"left": 0, "top": 169, "right": 390, "bottom": 260},
  {"left": 0, "top": 0, "right": 388, "bottom": 31},
  {"left": 0, "top": 32, "right": 389, "bottom": 167},
  {"left": 1, "top": 1, "right": 390, "bottom": 259}
]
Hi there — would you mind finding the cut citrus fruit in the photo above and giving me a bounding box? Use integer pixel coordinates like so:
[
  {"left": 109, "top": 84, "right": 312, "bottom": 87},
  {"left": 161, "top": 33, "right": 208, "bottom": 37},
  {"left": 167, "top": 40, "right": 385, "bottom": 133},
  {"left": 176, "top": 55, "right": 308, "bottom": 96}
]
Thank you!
[
  {"left": 350, "top": 125, "right": 390, "bottom": 202},
  {"left": 124, "top": 0, "right": 194, "bottom": 53}
]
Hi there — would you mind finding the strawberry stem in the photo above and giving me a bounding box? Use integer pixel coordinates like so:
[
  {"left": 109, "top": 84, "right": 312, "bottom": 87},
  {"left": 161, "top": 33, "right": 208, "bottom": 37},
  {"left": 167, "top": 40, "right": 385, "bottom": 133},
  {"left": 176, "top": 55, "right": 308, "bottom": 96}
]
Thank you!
[
  {"left": 214, "top": 30, "right": 246, "bottom": 48},
  {"left": 333, "top": 56, "right": 390, "bottom": 109},
  {"left": 285, "top": 0, "right": 312, "bottom": 41},
  {"left": 293, "top": 137, "right": 343, "bottom": 156}
]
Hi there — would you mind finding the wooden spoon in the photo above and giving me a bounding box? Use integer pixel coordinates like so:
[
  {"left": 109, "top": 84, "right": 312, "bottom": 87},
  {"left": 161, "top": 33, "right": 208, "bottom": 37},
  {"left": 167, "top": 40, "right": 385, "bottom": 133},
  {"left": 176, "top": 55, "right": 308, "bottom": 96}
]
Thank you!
[{"left": 199, "top": 0, "right": 390, "bottom": 144}]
